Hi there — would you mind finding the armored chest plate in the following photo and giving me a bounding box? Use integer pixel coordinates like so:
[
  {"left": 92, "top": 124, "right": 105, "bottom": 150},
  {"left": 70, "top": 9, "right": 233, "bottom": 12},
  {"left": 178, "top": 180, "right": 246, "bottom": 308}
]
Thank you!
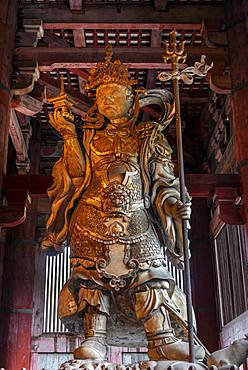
[{"left": 90, "top": 124, "right": 140, "bottom": 158}]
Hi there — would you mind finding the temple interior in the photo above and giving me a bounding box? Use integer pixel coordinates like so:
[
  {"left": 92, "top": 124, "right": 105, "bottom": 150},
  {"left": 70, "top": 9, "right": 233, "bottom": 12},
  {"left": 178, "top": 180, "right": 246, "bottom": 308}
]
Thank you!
[{"left": 0, "top": 0, "right": 248, "bottom": 369}]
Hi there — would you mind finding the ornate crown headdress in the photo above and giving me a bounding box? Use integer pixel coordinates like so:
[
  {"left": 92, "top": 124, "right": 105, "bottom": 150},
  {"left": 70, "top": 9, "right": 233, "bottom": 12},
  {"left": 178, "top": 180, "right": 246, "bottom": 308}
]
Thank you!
[{"left": 85, "top": 45, "right": 138, "bottom": 94}]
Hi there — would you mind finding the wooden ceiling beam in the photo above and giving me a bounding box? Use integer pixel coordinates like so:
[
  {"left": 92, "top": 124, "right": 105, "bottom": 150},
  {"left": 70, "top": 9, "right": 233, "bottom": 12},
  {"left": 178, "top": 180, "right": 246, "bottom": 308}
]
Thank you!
[
  {"left": 22, "top": 5, "right": 225, "bottom": 27},
  {"left": 42, "top": 23, "right": 202, "bottom": 31},
  {"left": 15, "top": 46, "right": 227, "bottom": 71},
  {"left": 9, "top": 110, "right": 30, "bottom": 173},
  {"left": 68, "top": 68, "right": 89, "bottom": 80},
  {"left": 43, "top": 31, "right": 71, "bottom": 48}
]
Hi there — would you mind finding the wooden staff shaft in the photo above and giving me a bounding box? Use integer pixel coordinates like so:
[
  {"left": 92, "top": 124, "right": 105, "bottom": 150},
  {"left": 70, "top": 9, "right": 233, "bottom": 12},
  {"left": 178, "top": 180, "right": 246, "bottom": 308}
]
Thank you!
[{"left": 172, "top": 74, "right": 195, "bottom": 363}]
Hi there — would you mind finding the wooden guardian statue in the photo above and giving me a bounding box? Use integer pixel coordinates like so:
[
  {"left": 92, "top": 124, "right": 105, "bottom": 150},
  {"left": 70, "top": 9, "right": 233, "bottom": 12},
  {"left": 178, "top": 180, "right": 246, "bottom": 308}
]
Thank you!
[{"left": 41, "top": 45, "right": 205, "bottom": 363}]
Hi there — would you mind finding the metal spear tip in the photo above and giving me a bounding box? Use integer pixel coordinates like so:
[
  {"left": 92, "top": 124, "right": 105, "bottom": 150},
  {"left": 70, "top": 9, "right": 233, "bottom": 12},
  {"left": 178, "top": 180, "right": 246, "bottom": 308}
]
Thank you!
[{"left": 162, "top": 30, "right": 187, "bottom": 66}]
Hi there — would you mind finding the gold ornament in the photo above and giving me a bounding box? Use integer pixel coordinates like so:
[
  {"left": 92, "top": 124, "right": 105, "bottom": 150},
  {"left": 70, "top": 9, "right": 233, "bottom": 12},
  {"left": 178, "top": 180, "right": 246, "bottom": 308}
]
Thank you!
[{"left": 85, "top": 44, "right": 137, "bottom": 94}]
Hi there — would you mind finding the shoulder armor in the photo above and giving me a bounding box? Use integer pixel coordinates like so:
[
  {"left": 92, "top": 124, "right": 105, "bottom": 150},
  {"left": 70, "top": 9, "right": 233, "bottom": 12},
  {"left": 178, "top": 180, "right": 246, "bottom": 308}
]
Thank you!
[
  {"left": 136, "top": 121, "right": 154, "bottom": 138},
  {"left": 150, "top": 130, "right": 173, "bottom": 162}
]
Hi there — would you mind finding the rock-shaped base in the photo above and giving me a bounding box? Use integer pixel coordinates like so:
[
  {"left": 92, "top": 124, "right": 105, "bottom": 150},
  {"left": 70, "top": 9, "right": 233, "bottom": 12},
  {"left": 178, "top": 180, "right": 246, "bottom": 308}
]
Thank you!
[{"left": 58, "top": 359, "right": 208, "bottom": 370}]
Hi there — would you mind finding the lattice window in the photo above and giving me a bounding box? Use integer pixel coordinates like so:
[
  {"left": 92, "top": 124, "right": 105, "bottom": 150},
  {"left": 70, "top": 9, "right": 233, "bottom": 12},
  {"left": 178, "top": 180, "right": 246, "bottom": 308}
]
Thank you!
[
  {"left": 214, "top": 224, "right": 248, "bottom": 327},
  {"left": 130, "top": 69, "right": 147, "bottom": 86},
  {"left": 162, "top": 30, "right": 205, "bottom": 47},
  {"left": 84, "top": 30, "right": 151, "bottom": 47},
  {"left": 43, "top": 245, "right": 184, "bottom": 333},
  {"left": 48, "top": 69, "right": 80, "bottom": 90}
]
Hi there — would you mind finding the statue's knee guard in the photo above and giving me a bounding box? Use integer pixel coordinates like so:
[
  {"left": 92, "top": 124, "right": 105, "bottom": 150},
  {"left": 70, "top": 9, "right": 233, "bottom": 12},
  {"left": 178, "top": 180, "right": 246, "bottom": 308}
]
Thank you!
[
  {"left": 144, "top": 305, "right": 176, "bottom": 343},
  {"left": 134, "top": 288, "right": 178, "bottom": 346}
]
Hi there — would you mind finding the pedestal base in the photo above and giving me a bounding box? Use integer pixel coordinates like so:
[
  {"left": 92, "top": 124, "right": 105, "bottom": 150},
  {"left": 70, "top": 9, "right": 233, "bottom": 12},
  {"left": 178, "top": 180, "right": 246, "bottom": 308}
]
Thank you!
[{"left": 58, "top": 359, "right": 208, "bottom": 370}]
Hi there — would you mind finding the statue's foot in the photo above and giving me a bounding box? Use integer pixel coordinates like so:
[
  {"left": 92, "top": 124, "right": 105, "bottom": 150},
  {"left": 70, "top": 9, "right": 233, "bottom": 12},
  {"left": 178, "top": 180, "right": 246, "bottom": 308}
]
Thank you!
[
  {"left": 73, "top": 337, "right": 107, "bottom": 360},
  {"left": 148, "top": 339, "right": 205, "bottom": 362}
]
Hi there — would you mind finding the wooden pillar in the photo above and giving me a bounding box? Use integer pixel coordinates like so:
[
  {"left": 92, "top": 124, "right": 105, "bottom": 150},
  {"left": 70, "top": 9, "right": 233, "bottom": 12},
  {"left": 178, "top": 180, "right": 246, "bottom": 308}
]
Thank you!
[
  {"left": 0, "top": 119, "right": 41, "bottom": 368},
  {"left": 0, "top": 201, "right": 38, "bottom": 370},
  {"left": 0, "top": 0, "right": 18, "bottom": 186},
  {"left": 0, "top": 2, "right": 19, "bottom": 367},
  {"left": 226, "top": 0, "right": 248, "bottom": 226},
  {"left": 190, "top": 198, "right": 219, "bottom": 352}
]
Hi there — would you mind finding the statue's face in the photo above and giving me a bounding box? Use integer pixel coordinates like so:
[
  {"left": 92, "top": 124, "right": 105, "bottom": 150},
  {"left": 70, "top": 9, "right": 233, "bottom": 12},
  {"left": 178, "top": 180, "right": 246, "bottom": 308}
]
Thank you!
[{"left": 96, "top": 83, "right": 133, "bottom": 121}]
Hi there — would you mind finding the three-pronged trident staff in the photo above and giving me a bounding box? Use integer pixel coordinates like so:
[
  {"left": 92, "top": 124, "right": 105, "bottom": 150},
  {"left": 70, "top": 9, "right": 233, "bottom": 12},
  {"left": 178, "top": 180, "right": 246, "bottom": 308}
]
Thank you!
[{"left": 157, "top": 31, "right": 213, "bottom": 363}]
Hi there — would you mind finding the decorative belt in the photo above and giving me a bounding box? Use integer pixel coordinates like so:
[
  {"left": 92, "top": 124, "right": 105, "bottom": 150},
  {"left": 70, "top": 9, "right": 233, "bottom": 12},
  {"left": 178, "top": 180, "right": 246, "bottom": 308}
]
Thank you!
[
  {"left": 72, "top": 222, "right": 151, "bottom": 245},
  {"left": 91, "top": 154, "right": 140, "bottom": 172}
]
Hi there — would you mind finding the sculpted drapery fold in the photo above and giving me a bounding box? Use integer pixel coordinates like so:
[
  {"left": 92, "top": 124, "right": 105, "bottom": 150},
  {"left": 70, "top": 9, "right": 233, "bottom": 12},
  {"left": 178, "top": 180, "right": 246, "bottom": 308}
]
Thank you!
[{"left": 41, "top": 116, "right": 93, "bottom": 252}]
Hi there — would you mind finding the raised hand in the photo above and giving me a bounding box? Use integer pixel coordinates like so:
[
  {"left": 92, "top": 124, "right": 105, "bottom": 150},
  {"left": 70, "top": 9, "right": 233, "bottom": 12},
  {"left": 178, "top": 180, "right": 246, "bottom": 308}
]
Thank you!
[
  {"left": 49, "top": 108, "right": 77, "bottom": 139},
  {"left": 166, "top": 198, "right": 191, "bottom": 222}
]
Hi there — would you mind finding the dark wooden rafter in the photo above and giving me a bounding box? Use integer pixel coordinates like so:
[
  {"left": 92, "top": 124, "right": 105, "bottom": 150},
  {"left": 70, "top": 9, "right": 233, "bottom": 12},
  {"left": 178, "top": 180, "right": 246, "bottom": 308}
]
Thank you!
[
  {"left": 210, "top": 187, "right": 245, "bottom": 237},
  {"left": 9, "top": 110, "right": 31, "bottom": 174},
  {"left": 22, "top": 4, "right": 225, "bottom": 25},
  {"left": 68, "top": 68, "right": 89, "bottom": 80},
  {"left": 16, "top": 3, "right": 228, "bottom": 94},
  {"left": 0, "top": 187, "right": 31, "bottom": 228},
  {"left": 14, "top": 46, "right": 227, "bottom": 70},
  {"left": 43, "top": 31, "right": 71, "bottom": 48}
]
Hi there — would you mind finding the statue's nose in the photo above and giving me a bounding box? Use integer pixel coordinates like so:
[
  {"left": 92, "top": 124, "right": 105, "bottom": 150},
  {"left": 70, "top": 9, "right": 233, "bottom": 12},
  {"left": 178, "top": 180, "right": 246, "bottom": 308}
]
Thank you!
[{"left": 104, "top": 96, "right": 114, "bottom": 104}]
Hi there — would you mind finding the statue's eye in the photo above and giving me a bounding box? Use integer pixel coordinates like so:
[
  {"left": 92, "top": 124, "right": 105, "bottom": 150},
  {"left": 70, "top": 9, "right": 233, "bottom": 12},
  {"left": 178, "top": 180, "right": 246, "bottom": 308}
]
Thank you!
[{"left": 156, "top": 145, "right": 164, "bottom": 155}]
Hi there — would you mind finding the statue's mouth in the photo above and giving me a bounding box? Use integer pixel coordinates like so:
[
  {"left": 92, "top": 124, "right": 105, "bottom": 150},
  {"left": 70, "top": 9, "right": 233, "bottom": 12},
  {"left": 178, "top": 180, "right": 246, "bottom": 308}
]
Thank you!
[{"left": 103, "top": 105, "right": 114, "bottom": 110}]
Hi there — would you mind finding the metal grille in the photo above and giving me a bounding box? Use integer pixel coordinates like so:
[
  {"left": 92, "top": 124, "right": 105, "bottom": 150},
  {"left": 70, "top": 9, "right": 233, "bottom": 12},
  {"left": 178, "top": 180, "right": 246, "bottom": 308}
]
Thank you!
[
  {"left": 43, "top": 244, "right": 184, "bottom": 333},
  {"left": 43, "top": 245, "right": 70, "bottom": 333},
  {"left": 166, "top": 256, "right": 184, "bottom": 291}
]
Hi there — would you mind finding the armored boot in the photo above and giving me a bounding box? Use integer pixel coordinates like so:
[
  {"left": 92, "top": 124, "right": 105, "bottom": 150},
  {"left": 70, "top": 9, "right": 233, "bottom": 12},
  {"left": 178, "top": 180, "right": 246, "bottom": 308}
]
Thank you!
[
  {"left": 145, "top": 306, "right": 205, "bottom": 362},
  {"left": 73, "top": 306, "right": 107, "bottom": 360}
]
